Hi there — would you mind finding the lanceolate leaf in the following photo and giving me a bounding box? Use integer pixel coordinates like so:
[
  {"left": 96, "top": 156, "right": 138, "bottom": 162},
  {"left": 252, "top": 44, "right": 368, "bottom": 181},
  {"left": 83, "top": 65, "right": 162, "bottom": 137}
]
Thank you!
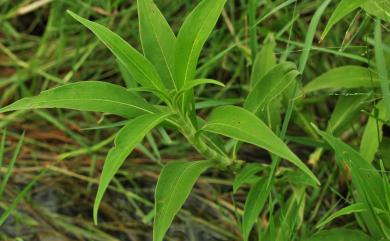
[
  {"left": 315, "top": 128, "right": 387, "bottom": 237},
  {"left": 202, "top": 106, "right": 319, "bottom": 185},
  {"left": 245, "top": 62, "right": 299, "bottom": 115},
  {"left": 174, "top": 0, "right": 227, "bottom": 88},
  {"left": 360, "top": 101, "right": 388, "bottom": 162},
  {"left": 138, "top": 0, "right": 177, "bottom": 89},
  {"left": 316, "top": 203, "right": 366, "bottom": 229},
  {"left": 67, "top": 11, "right": 167, "bottom": 94},
  {"left": 242, "top": 177, "right": 270, "bottom": 241},
  {"left": 250, "top": 33, "right": 277, "bottom": 88},
  {"left": 154, "top": 160, "right": 213, "bottom": 241},
  {"left": 94, "top": 113, "right": 171, "bottom": 224},
  {"left": 0, "top": 81, "right": 156, "bottom": 118},
  {"left": 321, "top": 0, "right": 365, "bottom": 40},
  {"left": 304, "top": 66, "right": 379, "bottom": 93}
]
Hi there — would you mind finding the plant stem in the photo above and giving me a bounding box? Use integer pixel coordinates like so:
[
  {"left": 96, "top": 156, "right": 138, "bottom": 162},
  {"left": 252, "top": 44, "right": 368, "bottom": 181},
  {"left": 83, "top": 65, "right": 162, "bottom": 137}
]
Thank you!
[{"left": 176, "top": 115, "right": 232, "bottom": 167}]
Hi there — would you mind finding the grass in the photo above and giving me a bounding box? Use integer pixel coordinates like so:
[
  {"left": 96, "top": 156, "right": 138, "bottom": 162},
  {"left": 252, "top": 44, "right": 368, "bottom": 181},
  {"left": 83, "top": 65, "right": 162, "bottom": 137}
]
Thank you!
[{"left": 0, "top": 0, "right": 389, "bottom": 240}]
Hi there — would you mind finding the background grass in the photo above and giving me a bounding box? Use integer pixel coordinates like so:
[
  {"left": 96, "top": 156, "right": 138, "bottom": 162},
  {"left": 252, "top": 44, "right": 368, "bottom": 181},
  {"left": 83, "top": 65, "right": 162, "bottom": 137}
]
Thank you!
[{"left": 0, "top": 0, "right": 389, "bottom": 240}]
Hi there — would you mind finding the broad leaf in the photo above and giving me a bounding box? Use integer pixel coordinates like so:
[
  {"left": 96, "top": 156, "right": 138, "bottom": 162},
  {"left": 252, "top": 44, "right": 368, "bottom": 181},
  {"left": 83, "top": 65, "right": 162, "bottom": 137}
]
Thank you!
[
  {"left": 242, "top": 177, "right": 269, "bottom": 241},
  {"left": 304, "top": 66, "right": 379, "bottom": 93},
  {"left": 0, "top": 81, "right": 156, "bottom": 118},
  {"left": 138, "top": 0, "right": 177, "bottom": 89},
  {"left": 94, "top": 113, "right": 171, "bottom": 224},
  {"left": 321, "top": 0, "right": 365, "bottom": 40},
  {"left": 202, "top": 106, "right": 319, "bottom": 185},
  {"left": 67, "top": 11, "right": 167, "bottom": 94},
  {"left": 303, "top": 228, "right": 372, "bottom": 241},
  {"left": 154, "top": 160, "right": 213, "bottom": 241},
  {"left": 233, "top": 163, "right": 263, "bottom": 193},
  {"left": 174, "top": 0, "right": 227, "bottom": 88}
]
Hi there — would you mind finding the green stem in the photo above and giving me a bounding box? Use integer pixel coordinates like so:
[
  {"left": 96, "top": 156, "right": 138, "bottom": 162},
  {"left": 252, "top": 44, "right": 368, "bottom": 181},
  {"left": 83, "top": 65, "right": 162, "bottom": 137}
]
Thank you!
[{"left": 176, "top": 115, "right": 232, "bottom": 167}]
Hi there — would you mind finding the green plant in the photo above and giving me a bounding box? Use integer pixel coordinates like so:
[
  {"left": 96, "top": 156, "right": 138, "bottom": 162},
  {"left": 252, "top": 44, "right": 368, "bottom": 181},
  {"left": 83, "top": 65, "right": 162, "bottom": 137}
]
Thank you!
[{"left": 0, "top": 0, "right": 320, "bottom": 240}]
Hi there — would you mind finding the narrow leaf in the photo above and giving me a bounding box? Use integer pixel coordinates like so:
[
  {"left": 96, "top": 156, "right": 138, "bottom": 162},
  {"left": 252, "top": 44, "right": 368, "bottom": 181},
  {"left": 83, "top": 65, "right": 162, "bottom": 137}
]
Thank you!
[
  {"left": 138, "top": 0, "right": 177, "bottom": 89},
  {"left": 94, "top": 113, "right": 171, "bottom": 224},
  {"left": 0, "top": 81, "right": 156, "bottom": 118},
  {"left": 316, "top": 203, "right": 366, "bottom": 229},
  {"left": 250, "top": 33, "right": 277, "bottom": 88},
  {"left": 374, "top": 18, "right": 390, "bottom": 119},
  {"left": 327, "top": 94, "right": 371, "bottom": 135},
  {"left": 360, "top": 101, "right": 388, "bottom": 162},
  {"left": 154, "top": 160, "right": 213, "bottom": 241},
  {"left": 242, "top": 177, "right": 269, "bottom": 241},
  {"left": 304, "top": 66, "right": 379, "bottom": 93},
  {"left": 202, "top": 106, "right": 319, "bottom": 185},
  {"left": 67, "top": 11, "right": 167, "bottom": 93},
  {"left": 245, "top": 62, "right": 299, "bottom": 115},
  {"left": 321, "top": 0, "right": 365, "bottom": 40},
  {"left": 174, "top": 0, "right": 227, "bottom": 88}
]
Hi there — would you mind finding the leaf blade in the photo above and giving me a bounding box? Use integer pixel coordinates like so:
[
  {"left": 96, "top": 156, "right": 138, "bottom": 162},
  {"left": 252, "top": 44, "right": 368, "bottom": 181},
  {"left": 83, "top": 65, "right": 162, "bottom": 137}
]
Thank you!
[
  {"left": 0, "top": 81, "right": 156, "bottom": 118},
  {"left": 154, "top": 160, "right": 213, "bottom": 241},
  {"left": 202, "top": 105, "right": 319, "bottom": 185},
  {"left": 94, "top": 112, "right": 171, "bottom": 224},
  {"left": 138, "top": 0, "right": 177, "bottom": 89},
  {"left": 67, "top": 10, "right": 166, "bottom": 93}
]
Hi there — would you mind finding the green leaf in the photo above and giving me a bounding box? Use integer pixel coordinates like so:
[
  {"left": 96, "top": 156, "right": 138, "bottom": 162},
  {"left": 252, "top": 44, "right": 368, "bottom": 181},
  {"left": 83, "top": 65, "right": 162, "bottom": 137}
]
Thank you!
[
  {"left": 362, "top": 1, "right": 390, "bottom": 23},
  {"left": 315, "top": 127, "right": 388, "bottom": 236},
  {"left": 245, "top": 62, "right": 299, "bottom": 115},
  {"left": 303, "top": 228, "right": 372, "bottom": 241},
  {"left": 321, "top": 0, "right": 365, "bottom": 40},
  {"left": 153, "top": 160, "right": 213, "bottom": 241},
  {"left": 233, "top": 163, "right": 263, "bottom": 193},
  {"left": 327, "top": 94, "right": 371, "bottom": 135},
  {"left": 94, "top": 113, "right": 171, "bottom": 224},
  {"left": 202, "top": 105, "right": 319, "bottom": 185},
  {"left": 250, "top": 33, "right": 277, "bottom": 88},
  {"left": 360, "top": 101, "right": 388, "bottom": 162},
  {"left": 304, "top": 66, "right": 379, "bottom": 93},
  {"left": 242, "top": 177, "right": 269, "bottom": 241},
  {"left": 316, "top": 203, "right": 366, "bottom": 229},
  {"left": 67, "top": 11, "right": 167, "bottom": 94},
  {"left": 374, "top": 18, "right": 390, "bottom": 119},
  {"left": 174, "top": 0, "right": 227, "bottom": 88},
  {"left": 0, "top": 81, "right": 156, "bottom": 118},
  {"left": 138, "top": 0, "right": 177, "bottom": 90}
]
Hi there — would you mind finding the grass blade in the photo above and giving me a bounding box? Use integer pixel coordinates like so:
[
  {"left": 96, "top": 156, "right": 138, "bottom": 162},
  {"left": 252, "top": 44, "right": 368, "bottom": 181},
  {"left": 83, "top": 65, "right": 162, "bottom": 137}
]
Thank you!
[
  {"left": 321, "top": 0, "right": 365, "bottom": 40},
  {"left": 0, "top": 132, "right": 24, "bottom": 199},
  {"left": 374, "top": 18, "right": 390, "bottom": 119},
  {"left": 316, "top": 203, "right": 366, "bottom": 229},
  {"left": 304, "top": 66, "right": 379, "bottom": 93}
]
